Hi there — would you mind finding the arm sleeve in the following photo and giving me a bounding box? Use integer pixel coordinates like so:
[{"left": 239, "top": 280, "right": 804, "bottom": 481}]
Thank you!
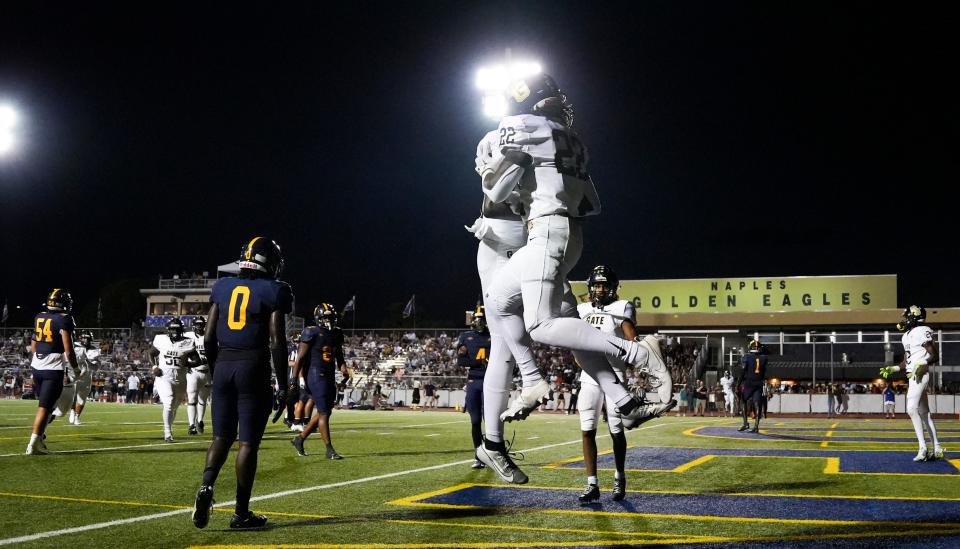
[{"left": 275, "top": 283, "right": 294, "bottom": 314}]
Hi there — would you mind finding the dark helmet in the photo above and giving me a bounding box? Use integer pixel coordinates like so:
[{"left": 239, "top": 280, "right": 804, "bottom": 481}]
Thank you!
[
  {"left": 314, "top": 303, "right": 338, "bottom": 329},
  {"left": 748, "top": 339, "right": 762, "bottom": 353},
  {"left": 166, "top": 317, "right": 185, "bottom": 341},
  {"left": 897, "top": 305, "right": 926, "bottom": 331},
  {"left": 506, "top": 73, "right": 574, "bottom": 126},
  {"left": 238, "top": 237, "right": 284, "bottom": 279},
  {"left": 588, "top": 265, "right": 619, "bottom": 307},
  {"left": 45, "top": 288, "right": 74, "bottom": 313},
  {"left": 79, "top": 331, "right": 95, "bottom": 347},
  {"left": 471, "top": 305, "right": 487, "bottom": 332},
  {"left": 192, "top": 316, "right": 207, "bottom": 335}
]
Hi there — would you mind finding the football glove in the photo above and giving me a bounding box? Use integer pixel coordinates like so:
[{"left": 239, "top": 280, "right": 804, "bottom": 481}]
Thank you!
[{"left": 879, "top": 366, "right": 898, "bottom": 379}]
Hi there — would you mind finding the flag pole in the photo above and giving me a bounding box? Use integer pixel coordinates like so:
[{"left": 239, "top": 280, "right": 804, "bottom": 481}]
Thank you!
[{"left": 352, "top": 296, "right": 356, "bottom": 337}]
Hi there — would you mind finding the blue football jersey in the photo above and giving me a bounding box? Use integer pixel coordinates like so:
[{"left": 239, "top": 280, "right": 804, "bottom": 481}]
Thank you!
[
  {"left": 741, "top": 352, "right": 767, "bottom": 383},
  {"left": 33, "top": 312, "right": 75, "bottom": 355},
  {"left": 210, "top": 277, "right": 293, "bottom": 350},
  {"left": 457, "top": 330, "right": 491, "bottom": 368},
  {"left": 301, "top": 325, "right": 343, "bottom": 379}
]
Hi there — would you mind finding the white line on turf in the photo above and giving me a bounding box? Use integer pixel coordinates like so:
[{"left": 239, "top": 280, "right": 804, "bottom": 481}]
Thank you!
[
  {"left": 424, "top": 433, "right": 441, "bottom": 437},
  {"left": 401, "top": 420, "right": 464, "bottom": 428},
  {"left": 0, "top": 420, "right": 683, "bottom": 545}
]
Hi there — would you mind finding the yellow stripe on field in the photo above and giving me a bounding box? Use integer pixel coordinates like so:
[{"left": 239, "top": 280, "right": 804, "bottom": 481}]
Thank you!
[{"left": 671, "top": 454, "right": 715, "bottom": 472}]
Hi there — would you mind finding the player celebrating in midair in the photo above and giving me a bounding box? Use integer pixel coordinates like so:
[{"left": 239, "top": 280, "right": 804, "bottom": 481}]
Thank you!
[{"left": 881, "top": 306, "right": 944, "bottom": 461}]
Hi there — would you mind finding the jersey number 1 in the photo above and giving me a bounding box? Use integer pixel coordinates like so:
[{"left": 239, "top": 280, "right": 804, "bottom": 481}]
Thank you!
[{"left": 227, "top": 286, "right": 251, "bottom": 330}]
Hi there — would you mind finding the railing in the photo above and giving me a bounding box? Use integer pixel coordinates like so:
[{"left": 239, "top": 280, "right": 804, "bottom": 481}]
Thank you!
[{"left": 156, "top": 278, "right": 217, "bottom": 289}]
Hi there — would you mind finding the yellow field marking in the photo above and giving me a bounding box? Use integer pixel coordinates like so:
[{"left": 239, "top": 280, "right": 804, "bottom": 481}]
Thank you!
[
  {"left": 951, "top": 459, "right": 960, "bottom": 473},
  {"left": 670, "top": 454, "right": 716, "bottom": 472},
  {"left": 682, "top": 425, "right": 924, "bottom": 448},
  {"left": 824, "top": 457, "right": 840, "bottom": 474},
  {"left": 822, "top": 429, "right": 834, "bottom": 448}
]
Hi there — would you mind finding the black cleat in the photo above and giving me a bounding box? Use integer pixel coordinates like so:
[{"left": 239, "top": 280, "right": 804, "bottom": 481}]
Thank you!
[
  {"left": 612, "top": 477, "right": 626, "bottom": 501},
  {"left": 326, "top": 447, "right": 343, "bottom": 460},
  {"left": 188, "top": 425, "right": 198, "bottom": 436},
  {"left": 750, "top": 425, "right": 760, "bottom": 433},
  {"left": 192, "top": 485, "right": 214, "bottom": 529},
  {"left": 229, "top": 511, "right": 268, "bottom": 529},
  {"left": 291, "top": 436, "right": 307, "bottom": 456},
  {"left": 737, "top": 424, "right": 749, "bottom": 432},
  {"left": 197, "top": 420, "right": 204, "bottom": 434},
  {"left": 578, "top": 484, "right": 600, "bottom": 503}
]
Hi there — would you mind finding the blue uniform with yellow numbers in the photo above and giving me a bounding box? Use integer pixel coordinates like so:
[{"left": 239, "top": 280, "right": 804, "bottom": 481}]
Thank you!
[
  {"left": 740, "top": 351, "right": 767, "bottom": 406},
  {"left": 209, "top": 276, "right": 293, "bottom": 443},
  {"left": 458, "top": 329, "right": 491, "bottom": 425},
  {"left": 31, "top": 311, "right": 75, "bottom": 409},
  {"left": 301, "top": 325, "right": 344, "bottom": 416}
]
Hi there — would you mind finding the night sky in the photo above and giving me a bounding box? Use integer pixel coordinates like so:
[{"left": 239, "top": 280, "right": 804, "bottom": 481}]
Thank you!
[{"left": 1, "top": 2, "right": 957, "bottom": 327}]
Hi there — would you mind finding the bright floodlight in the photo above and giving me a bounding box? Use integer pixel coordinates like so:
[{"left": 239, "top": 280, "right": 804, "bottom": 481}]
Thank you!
[
  {"left": 0, "top": 105, "right": 17, "bottom": 129},
  {"left": 476, "top": 60, "right": 541, "bottom": 120},
  {"left": 0, "top": 132, "right": 13, "bottom": 155}
]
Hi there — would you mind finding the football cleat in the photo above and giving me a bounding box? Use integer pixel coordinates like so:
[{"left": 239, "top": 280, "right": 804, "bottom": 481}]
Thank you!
[
  {"left": 164, "top": 435, "right": 174, "bottom": 443},
  {"left": 292, "top": 423, "right": 304, "bottom": 433},
  {"left": 578, "top": 484, "right": 600, "bottom": 503},
  {"left": 471, "top": 459, "right": 486, "bottom": 470},
  {"left": 229, "top": 511, "right": 268, "bottom": 529},
  {"left": 933, "top": 447, "right": 946, "bottom": 460},
  {"left": 326, "top": 447, "right": 343, "bottom": 460},
  {"left": 291, "top": 436, "right": 307, "bottom": 456},
  {"left": 192, "top": 485, "right": 214, "bottom": 529},
  {"left": 72, "top": 416, "right": 82, "bottom": 426},
  {"left": 738, "top": 423, "right": 750, "bottom": 432},
  {"left": 197, "top": 420, "right": 205, "bottom": 434},
  {"left": 618, "top": 398, "right": 676, "bottom": 430},
  {"left": 188, "top": 425, "right": 198, "bottom": 436},
  {"left": 612, "top": 477, "right": 627, "bottom": 501},
  {"left": 750, "top": 425, "right": 760, "bottom": 433},
  {"left": 500, "top": 379, "right": 550, "bottom": 423},
  {"left": 913, "top": 449, "right": 929, "bottom": 462},
  {"left": 25, "top": 442, "right": 50, "bottom": 455},
  {"left": 476, "top": 440, "right": 528, "bottom": 485}
]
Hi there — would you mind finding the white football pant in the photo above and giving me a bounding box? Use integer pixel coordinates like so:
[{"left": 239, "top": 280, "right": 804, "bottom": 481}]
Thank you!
[
  {"left": 155, "top": 371, "right": 187, "bottom": 438},
  {"left": 186, "top": 369, "right": 211, "bottom": 428},
  {"left": 906, "top": 372, "right": 940, "bottom": 451},
  {"left": 578, "top": 379, "right": 624, "bottom": 434}
]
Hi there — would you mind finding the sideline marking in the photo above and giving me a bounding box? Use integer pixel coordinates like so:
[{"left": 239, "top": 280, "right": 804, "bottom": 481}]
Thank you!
[
  {"left": 0, "top": 439, "right": 204, "bottom": 458},
  {"left": 0, "top": 420, "right": 675, "bottom": 545}
]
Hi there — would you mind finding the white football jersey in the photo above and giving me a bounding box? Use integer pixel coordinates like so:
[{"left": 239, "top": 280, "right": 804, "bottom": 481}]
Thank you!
[
  {"left": 472, "top": 131, "right": 527, "bottom": 248},
  {"left": 496, "top": 114, "right": 600, "bottom": 221},
  {"left": 720, "top": 375, "right": 734, "bottom": 392},
  {"left": 901, "top": 325, "right": 935, "bottom": 374},
  {"left": 577, "top": 299, "right": 635, "bottom": 385},
  {"left": 73, "top": 345, "right": 100, "bottom": 376},
  {"left": 152, "top": 335, "right": 196, "bottom": 373},
  {"left": 189, "top": 332, "right": 208, "bottom": 365}
]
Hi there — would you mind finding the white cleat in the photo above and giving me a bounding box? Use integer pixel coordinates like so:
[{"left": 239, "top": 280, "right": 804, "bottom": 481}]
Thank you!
[
  {"left": 68, "top": 410, "right": 76, "bottom": 424},
  {"left": 933, "top": 447, "right": 945, "bottom": 460},
  {"left": 500, "top": 379, "right": 550, "bottom": 423},
  {"left": 913, "top": 448, "right": 929, "bottom": 462},
  {"left": 72, "top": 417, "right": 82, "bottom": 426},
  {"left": 26, "top": 442, "right": 49, "bottom": 455},
  {"left": 635, "top": 335, "right": 665, "bottom": 374},
  {"left": 476, "top": 443, "right": 528, "bottom": 484},
  {"left": 619, "top": 398, "right": 677, "bottom": 430}
]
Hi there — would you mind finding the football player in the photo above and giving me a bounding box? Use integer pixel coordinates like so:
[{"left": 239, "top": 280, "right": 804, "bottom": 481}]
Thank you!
[
  {"left": 737, "top": 340, "right": 767, "bottom": 433},
  {"left": 458, "top": 306, "right": 491, "bottom": 469},
  {"left": 576, "top": 266, "right": 663, "bottom": 501},
  {"left": 720, "top": 371, "right": 735, "bottom": 416},
  {"left": 26, "top": 289, "right": 79, "bottom": 455},
  {"left": 192, "top": 237, "right": 293, "bottom": 529},
  {"left": 481, "top": 74, "right": 676, "bottom": 431},
  {"left": 149, "top": 317, "right": 200, "bottom": 441},
  {"left": 470, "top": 129, "right": 536, "bottom": 484},
  {"left": 881, "top": 306, "right": 944, "bottom": 461},
  {"left": 52, "top": 331, "right": 96, "bottom": 426},
  {"left": 186, "top": 316, "right": 212, "bottom": 435},
  {"left": 290, "top": 303, "right": 345, "bottom": 460}
]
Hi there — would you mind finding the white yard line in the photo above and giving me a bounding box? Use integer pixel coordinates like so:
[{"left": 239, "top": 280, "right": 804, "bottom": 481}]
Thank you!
[
  {"left": 401, "top": 419, "right": 464, "bottom": 428},
  {"left": 0, "top": 440, "right": 204, "bottom": 458},
  {"left": 0, "top": 421, "right": 678, "bottom": 545},
  {"left": 424, "top": 433, "right": 441, "bottom": 437}
]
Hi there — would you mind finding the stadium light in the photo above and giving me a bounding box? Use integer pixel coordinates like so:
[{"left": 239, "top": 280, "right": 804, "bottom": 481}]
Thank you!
[
  {"left": 476, "top": 59, "right": 542, "bottom": 121},
  {"left": 0, "top": 103, "right": 19, "bottom": 157}
]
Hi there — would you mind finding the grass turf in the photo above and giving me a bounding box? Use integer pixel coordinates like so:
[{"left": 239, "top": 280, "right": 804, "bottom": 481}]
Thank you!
[{"left": 0, "top": 400, "right": 957, "bottom": 548}]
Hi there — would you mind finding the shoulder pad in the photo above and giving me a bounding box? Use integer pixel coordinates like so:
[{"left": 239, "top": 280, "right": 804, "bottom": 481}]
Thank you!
[{"left": 576, "top": 302, "right": 593, "bottom": 319}]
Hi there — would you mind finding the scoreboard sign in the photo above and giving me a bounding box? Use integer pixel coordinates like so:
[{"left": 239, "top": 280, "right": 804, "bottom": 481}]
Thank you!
[{"left": 571, "top": 275, "right": 896, "bottom": 313}]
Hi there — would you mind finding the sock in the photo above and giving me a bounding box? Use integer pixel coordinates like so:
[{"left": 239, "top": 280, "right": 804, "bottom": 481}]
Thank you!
[
  {"left": 187, "top": 403, "right": 197, "bottom": 427},
  {"left": 484, "top": 437, "right": 505, "bottom": 452},
  {"left": 202, "top": 436, "right": 233, "bottom": 486},
  {"left": 482, "top": 342, "right": 513, "bottom": 444},
  {"left": 234, "top": 444, "right": 258, "bottom": 516},
  {"left": 29, "top": 433, "right": 39, "bottom": 447},
  {"left": 197, "top": 401, "right": 206, "bottom": 424},
  {"left": 471, "top": 422, "right": 483, "bottom": 450},
  {"left": 587, "top": 475, "right": 598, "bottom": 486},
  {"left": 163, "top": 406, "right": 174, "bottom": 436}
]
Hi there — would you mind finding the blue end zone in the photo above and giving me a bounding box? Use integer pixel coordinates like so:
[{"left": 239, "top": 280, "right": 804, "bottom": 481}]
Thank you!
[
  {"left": 415, "top": 485, "right": 960, "bottom": 523},
  {"left": 694, "top": 426, "right": 960, "bottom": 443},
  {"left": 556, "top": 446, "right": 960, "bottom": 474}
]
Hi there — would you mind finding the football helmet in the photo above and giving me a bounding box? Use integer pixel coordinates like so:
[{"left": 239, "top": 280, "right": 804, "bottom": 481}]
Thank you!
[
  {"left": 167, "top": 318, "right": 185, "bottom": 341},
  {"left": 238, "top": 237, "right": 284, "bottom": 279},
  {"left": 897, "top": 305, "right": 926, "bottom": 331},
  {"left": 588, "top": 265, "right": 619, "bottom": 307},
  {"left": 748, "top": 339, "right": 762, "bottom": 353},
  {"left": 79, "top": 331, "right": 95, "bottom": 348},
  {"left": 314, "top": 303, "right": 338, "bottom": 329},
  {"left": 506, "top": 73, "right": 574, "bottom": 126},
  {"left": 45, "top": 288, "right": 73, "bottom": 313},
  {"left": 471, "top": 305, "right": 487, "bottom": 332},
  {"left": 192, "top": 316, "right": 207, "bottom": 335}
]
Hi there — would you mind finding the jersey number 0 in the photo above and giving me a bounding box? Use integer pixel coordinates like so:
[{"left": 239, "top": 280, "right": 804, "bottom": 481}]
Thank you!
[{"left": 227, "top": 286, "right": 251, "bottom": 330}]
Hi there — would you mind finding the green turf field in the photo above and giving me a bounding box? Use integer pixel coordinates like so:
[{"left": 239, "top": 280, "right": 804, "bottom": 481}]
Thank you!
[{"left": 1, "top": 399, "right": 958, "bottom": 548}]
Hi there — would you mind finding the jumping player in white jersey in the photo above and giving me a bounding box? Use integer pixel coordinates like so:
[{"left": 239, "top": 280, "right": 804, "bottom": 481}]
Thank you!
[
  {"left": 481, "top": 73, "right": 676, "bottom": 435},
  {"left": 469, "top": 129, "right": 539, "bottom": 484},
  {"left": 149, "top": 318, "right": 200, "bottom": 441},
  {"left": 881, "top": 306, "right": 944, "bottom": 461},
  {"left": 187, "top": 316, "right": 212, "bottom": 435},
  {"left": 720, "top": 371, "right": 735, "bottom": 416}
]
